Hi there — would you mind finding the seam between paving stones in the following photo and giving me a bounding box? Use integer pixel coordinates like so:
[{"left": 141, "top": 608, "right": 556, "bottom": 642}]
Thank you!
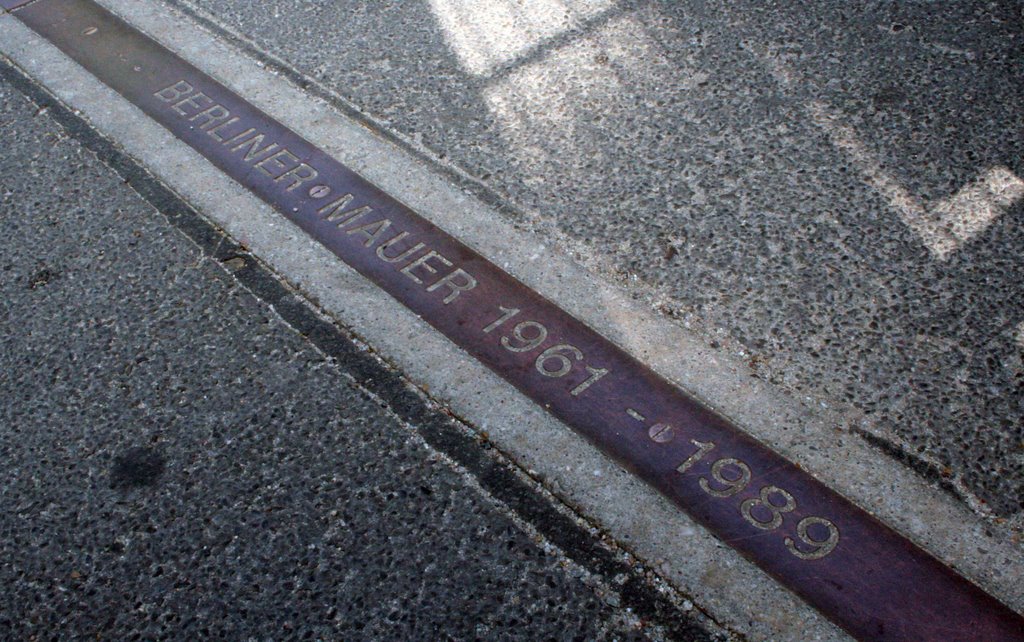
[
  {"left": 0, "top": 53, "right": 739, "bottom": 642},
  {"left": 155, "top": 0, "right": 990, "bottom": 519}
]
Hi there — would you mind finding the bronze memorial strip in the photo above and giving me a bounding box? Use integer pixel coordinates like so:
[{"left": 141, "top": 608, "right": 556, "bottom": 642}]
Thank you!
[{"left": 6, "top": 1, "right": 1022, "bottom": 639}]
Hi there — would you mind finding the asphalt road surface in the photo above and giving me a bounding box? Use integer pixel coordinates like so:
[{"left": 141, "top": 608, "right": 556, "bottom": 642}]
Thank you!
[{"left": 0, "top": 77, "right": 685, "bottom": 640}]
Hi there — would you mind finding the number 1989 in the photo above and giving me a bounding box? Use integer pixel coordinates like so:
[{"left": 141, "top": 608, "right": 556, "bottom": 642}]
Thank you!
[{"left": 678, "top": 440, "right": 840, "bottom": 560}]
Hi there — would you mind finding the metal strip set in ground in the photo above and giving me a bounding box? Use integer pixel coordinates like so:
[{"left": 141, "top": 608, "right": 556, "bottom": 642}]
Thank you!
[{"left": 4, "top": 1, "right": 1021, "bottom": 639}]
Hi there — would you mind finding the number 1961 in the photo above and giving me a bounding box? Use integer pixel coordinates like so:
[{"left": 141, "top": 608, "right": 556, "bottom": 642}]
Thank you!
[{"left": 483, "top": 306, "right": 609, "bottom": 396}]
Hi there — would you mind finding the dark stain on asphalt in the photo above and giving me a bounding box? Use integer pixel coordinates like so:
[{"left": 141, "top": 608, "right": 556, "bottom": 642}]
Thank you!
[{"left": 110, "top": 447, "right": 166, "bottom": 488}]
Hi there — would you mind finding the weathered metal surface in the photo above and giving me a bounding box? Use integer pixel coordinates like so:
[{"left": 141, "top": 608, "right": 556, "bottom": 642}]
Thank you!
[{"left": 8, "top": 1, "right": 1022, "bottom": 639}]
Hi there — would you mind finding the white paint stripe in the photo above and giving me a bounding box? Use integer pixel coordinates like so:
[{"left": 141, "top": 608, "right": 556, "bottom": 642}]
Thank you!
[
  {"left": 3, "top": 2, "right": 1021, "bottom": 638},
  {"left": 767, "top": 57, "right": 1023, "bottom": 260}
]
